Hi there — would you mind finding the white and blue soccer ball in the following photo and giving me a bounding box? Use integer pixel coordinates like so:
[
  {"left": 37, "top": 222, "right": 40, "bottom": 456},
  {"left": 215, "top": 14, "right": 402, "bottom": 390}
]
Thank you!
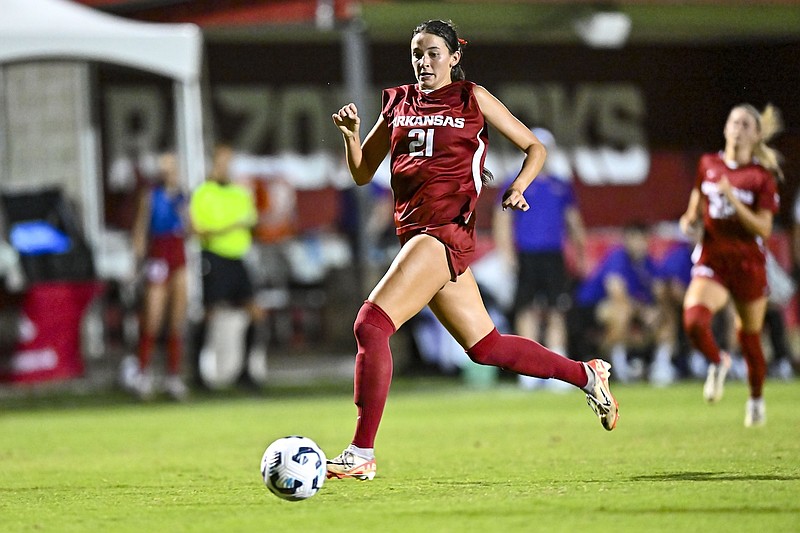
[{"left": 260, "top": 436, "right": 326, "bottom": 501}]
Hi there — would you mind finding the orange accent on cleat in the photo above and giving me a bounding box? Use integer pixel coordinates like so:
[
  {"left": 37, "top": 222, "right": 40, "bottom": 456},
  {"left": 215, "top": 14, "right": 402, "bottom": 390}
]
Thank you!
[
  {"left": 326, "top": 449, "right": 377, "bottom": 480},
  {"left": 585, "top": 359, "right": 619, "bottom": 431}
]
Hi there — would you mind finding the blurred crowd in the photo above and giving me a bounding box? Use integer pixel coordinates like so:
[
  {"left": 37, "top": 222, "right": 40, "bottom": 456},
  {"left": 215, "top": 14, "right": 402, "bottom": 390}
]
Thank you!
[{"left": 1, "top": 132, "right": 798, "bottom": 398}]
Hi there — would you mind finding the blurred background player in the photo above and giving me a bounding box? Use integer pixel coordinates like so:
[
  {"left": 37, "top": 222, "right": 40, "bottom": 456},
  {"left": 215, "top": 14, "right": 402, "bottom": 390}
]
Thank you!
[
  {"left": 190, "top": 143, "right": 266, "bottom": 390},
  {"left": 575, "top": 223, "right": 675, "bottom": 384},
  {"left": 130, "top": 151, "right": 189, "bottom": 401},
  {"left": 680, "top": 103, "right": 784, "bottom": 427},
  {"left": 493, "top": 127, "right": 587, "bottom": 390}
]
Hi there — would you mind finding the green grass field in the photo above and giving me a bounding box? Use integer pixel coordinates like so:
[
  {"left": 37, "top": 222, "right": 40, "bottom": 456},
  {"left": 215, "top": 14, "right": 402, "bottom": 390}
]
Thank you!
[{"left": 1, "top": 378, "right": 798, "bottom": 532}]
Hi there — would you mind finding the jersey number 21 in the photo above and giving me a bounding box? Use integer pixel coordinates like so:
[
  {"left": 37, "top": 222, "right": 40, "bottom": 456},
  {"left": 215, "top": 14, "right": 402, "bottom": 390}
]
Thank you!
[{"left": 408, "top": 128, "right": 434, "bottom": 157}]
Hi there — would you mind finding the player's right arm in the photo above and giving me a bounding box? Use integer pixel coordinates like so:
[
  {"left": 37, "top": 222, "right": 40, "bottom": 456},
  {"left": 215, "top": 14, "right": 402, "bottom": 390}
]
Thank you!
[
  {"left": 679, "top": 188, "right": 703, "bottom": 238},
  {"left": 332, "top": 103, "right": 390, "bottom": 186},
  {"left": 188, "top": 188, "right": 209, "bottom": 238}
]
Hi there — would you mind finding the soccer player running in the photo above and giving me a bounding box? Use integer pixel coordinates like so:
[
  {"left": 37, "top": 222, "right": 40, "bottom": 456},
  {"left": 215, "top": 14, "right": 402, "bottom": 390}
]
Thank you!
[
  {"left": 680, "top": 103, "right": 784, "bottom": 427},
  {"left": 327, "top": 19, "right": 618, "bottom": 481}
]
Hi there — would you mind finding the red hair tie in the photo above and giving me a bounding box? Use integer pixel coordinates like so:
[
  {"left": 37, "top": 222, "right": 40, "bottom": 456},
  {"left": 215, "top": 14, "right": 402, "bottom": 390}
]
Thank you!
[{"left": 457, "top": 38, "right": 468, "bottom": 46}]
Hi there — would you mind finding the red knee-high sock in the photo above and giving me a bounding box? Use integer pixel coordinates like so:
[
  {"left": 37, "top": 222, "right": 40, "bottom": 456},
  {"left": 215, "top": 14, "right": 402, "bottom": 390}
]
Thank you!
[
  {"left": 738, "top": 330, "right": 766, "bottom": 399},
  {"left": 352, "top": 301, "right": 396, "bottom": 449},
  {"left": 683, "top": 305, "right": 722, "bottom": 364},
  {"left": 137, "top": 333, "right": 155, "bottom": 371},
  {"left": 167, "top": 334, "right": 183, "bottom": 376},
  {"left": 466, "top": 328, "right": 588, "bottom": 388}
]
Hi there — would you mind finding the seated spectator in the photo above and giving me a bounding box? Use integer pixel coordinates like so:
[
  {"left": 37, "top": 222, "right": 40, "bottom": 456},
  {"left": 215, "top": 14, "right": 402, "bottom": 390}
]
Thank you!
[
  {"left": 656, "top": 239, "right": 700, "bottom": 381},
  {"left": 575, "top": 223, "right": 674, "bottom": 383}
]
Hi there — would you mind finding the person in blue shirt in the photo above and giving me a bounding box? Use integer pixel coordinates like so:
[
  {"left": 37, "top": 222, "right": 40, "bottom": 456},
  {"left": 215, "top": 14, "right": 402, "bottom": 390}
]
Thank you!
[
  {"left": 576, "top": 223, "right": 673, "bottom": 383},
  {"left": 494, "top": 128, "right": 587, "bottom": 390}
]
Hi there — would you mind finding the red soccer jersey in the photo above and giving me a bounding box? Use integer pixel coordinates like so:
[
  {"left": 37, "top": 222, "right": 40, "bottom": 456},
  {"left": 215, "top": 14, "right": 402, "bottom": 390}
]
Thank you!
[
  {"left": 695, "top": 152, "right": 779, "bottom": 260},
  {"left": 381, "top": 81, "right": 489, "bottom": 235}
]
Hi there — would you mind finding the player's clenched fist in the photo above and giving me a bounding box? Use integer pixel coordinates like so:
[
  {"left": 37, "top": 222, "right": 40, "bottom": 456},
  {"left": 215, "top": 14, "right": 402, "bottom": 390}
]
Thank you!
[
  {"left": 501, "top": 187, "right": 529, "bottom": 211},
  {"left": 332, "top": 103, "right": 360, "bottom": 138}
]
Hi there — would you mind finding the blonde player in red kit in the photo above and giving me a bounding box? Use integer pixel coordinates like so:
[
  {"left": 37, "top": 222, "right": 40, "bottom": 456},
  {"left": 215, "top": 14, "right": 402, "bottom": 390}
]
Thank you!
[
  {"left": 327, "top": 19, "right": 618, "bottom": 481},
  {"left": 680, "top": 103, "right": 784, "bottom": 427}
]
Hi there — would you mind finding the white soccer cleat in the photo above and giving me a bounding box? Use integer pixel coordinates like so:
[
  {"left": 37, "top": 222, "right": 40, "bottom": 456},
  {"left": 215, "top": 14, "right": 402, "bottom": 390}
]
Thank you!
[
  {"left": 585, "top": 359, "right": 619, "bottom": 431},
  {"left": 133, "top": 371, "right": 155, "bottom": 401},
  {"left": 326, "top": 448, "right": 377, "bottom": 480},
  {"left": 703, "top": 352, "right": 732, "bottom": 403},
  {"left": 163, "top": 375, "right": 189, "bottom": 402},
  {"left": 648, "top": 358, "right": 677, "bottom": 388},
  {"left": 744, "top": 398, "right": 766, "bottom": 427}
]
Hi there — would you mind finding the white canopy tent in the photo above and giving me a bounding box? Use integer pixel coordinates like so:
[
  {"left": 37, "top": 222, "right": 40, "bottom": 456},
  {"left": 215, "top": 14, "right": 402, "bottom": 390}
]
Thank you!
[{"left": 0, "top": 0, "right": 206, "bottom": 249}]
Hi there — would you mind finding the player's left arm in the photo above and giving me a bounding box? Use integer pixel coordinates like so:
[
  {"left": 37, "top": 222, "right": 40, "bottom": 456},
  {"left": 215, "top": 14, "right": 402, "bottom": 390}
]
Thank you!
[
  {"left": 474, "top": 85, "right": 546, "bottom": 211},
  {"left": 718, "top": 175, "right": 774, "bottom": 239}
]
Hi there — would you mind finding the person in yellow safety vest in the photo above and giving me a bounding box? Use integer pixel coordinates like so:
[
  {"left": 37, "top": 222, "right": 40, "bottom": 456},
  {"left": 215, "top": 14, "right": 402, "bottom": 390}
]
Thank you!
[{"left": 189, "top": 144, "right": 266, "bottom": 390}]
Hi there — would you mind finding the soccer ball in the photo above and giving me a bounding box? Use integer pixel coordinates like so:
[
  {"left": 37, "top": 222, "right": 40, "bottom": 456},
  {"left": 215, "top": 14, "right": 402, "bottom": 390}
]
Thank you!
[{"left": 260, "top": 436, "right": 326, "bottom": 501}]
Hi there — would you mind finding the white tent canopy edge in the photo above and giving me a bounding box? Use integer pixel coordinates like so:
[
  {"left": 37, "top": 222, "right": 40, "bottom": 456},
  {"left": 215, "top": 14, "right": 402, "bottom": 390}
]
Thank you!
[
  {"left": 0, "top": 0, "right": 202, "bottom": 82},
  {"left": 0, "top": 0, "right": 206, "bottom": 255}
]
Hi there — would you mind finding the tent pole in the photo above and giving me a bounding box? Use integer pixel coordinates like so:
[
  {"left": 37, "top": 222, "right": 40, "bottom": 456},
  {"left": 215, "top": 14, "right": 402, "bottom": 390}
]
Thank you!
[
  {"left": 342, "top": 17, "right": 372, "bottom": 295},
  {"left": 174, "top": 78, "right": 206, "bottom": 321},
  {"left": 78, "top": 63, "right": 102, "bottom": 249},
  {"left": 174, "top": 78, "right": 206, "bottom": 192}
]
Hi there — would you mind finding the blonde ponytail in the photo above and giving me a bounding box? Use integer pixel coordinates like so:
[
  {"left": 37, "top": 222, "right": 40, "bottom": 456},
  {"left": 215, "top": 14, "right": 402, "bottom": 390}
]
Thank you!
[{"left": 740, "top": 103, "right": 785, "bottom": 180}]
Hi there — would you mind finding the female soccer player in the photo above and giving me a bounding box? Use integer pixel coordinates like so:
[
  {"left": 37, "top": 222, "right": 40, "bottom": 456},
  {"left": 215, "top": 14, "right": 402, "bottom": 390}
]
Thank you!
[
  {"left": 680, "top": 103, "right": 784, "bottom": 427},
  {"left": 327, "top": 19, "right": 618, "bottom": 481},
  {"left": 131, "top": 152, "right": 189, "bottom": 401}
]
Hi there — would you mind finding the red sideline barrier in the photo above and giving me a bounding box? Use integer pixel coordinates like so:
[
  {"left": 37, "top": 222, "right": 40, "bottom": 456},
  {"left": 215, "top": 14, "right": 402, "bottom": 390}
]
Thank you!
[{"left": 1, "top": 281, "right": 103, "bottom": 384}]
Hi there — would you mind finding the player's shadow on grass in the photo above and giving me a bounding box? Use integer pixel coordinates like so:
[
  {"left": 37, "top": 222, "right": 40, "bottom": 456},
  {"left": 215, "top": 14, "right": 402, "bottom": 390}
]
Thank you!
[{"left": 631, "top": 471, "right": 800, "bottom": 482}]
